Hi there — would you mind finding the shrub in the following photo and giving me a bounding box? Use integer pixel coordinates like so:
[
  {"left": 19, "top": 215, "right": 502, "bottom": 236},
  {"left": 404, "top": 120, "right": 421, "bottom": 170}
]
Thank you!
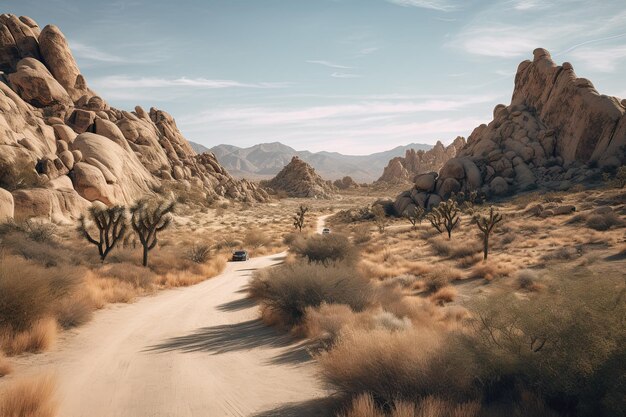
[
  {"left": 465, "top": 274, "right": 626, "bottom": 416},
  {"left": 0, "top": 318, "right": 58, "bottom": 355},
  {"left": 291, "top": 234, "right": 359, "bottom": 265},
  {"left": 586, "top": 212, "right": 624, "bottom": 231},
  {"left": 186, "top": 243, "right": 212, "bottom": 264},
  {"left": 422, "top": 266, "right": 462, "bottom": 293},
  {"left": 318, "top": 328, "right": 476, "bottom": 405},
  {"left": 429, "top": 286, "right": 458, "bottom": 306},
  {"left": 468, "top": 261, "right": 513, "bottom": 281},
  {"left": 0, "top": 255, "right": 77, "bottom": 332},
  {"left": 249, "top": 262, "right": 374, "bottom": 326},
  {"left": 0, "top": 374, "right": 57, "bottom": 417},
  {"left": 516, "top": 269, "right": 541, "bottom": 291},
  {"left": 244, "top": 227, "right": 271, "bottom": 248},
  {"left": 429, "top": 236, "right": 482, "bottom": 258},
  {"left": 21, "top": 220, "right": 56, "bottom": 243},
  {"left": 352, "top": 224, "right": 372, "bottom": 244}
]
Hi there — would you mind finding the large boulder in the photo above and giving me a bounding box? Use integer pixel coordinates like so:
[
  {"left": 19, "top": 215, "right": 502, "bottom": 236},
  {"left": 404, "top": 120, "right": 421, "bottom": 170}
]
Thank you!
[
  {"left": 0, "top": 14, "right": 41, "bottom": 73},
  {"left": 38, "top": 24, "right": 94, "bottom": 101},
  {"left": 0, "top": 187, "right": 14, "bottom": 221},
  {"left": 7, "top": 57, "right": 71, "bottom": 107},
  {"left": 12, "top": 187, "right": 90, "bottom": 223}
]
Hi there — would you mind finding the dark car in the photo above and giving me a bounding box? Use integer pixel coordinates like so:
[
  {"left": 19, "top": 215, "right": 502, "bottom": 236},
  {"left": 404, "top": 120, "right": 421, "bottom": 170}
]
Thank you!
[
  {"left": 322, "top": 228, "right": 331, "bottom": 235},
  {"left": 232, "top": 250, "right": 249, "bottom": 261}
]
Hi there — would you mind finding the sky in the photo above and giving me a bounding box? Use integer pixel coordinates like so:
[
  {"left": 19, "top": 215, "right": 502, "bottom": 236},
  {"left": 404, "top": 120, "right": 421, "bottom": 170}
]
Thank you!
[{"left": 4, "top": 0, "right": 626, "bottom": 154}]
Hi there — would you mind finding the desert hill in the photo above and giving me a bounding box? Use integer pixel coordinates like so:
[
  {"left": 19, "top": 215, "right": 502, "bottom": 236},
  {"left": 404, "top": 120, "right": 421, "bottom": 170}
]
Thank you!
[
  {"left": 263, "top": 156, "right": 335, "bottom": 199},
  {"left": 395, "top": 48, "right": 626, "bottom": 215},
  {"left": 378, "top": 137, "right": 466, "bottom": 183},
  {"left": 208, "top": 141, "right": 432, "bottom": 182},
  {"left": 0, "top": 14, "right": 267, "bottom": 223}
]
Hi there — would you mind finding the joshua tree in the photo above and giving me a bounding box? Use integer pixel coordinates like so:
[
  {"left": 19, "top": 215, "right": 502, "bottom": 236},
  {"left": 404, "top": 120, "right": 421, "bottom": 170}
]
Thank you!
[
  {"left": 428, "top": 199, "right": 460, "bottom": 239},
  {"left": 372, "top": 205, "right": 388, "bottom": 233},
  {"left": 78, "top": 205, "right": 127, "bottom": 262},
  {"left": 474, "top": 206, "right": 503, "bottom": 261},
  {"left": 293, "top": 205, "right": 309, "bottom": 232},
  {"left": 130, "top": 199, "right": 175, "bottom": 267},
  {"left": 403, "top": 206, "right": 425, "bottom": 230}
]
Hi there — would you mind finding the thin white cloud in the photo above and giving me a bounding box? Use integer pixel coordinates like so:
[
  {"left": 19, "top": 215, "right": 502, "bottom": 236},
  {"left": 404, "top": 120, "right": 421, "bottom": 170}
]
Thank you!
[
  {"left": 180, "top": 95, "right": 498, "bottom": 128},
  {"left": 69, "top": 41, "right": 127, "bottom": 63},
  {"left": 306, "top": 60, "right": 352, "bottom": 69},
  {"left": 386, "top": 0, "right": 458, "bottom": 12},
  {"left": 569, "top": 45, "right": 626, "bottom": 73},
  {"left": 91, "top": 75, "right": 292, "bottom": 89},
  {"left": 449, "top": 2, "right": 626, "bottom": 59},
  {"left": 331, "top": 72, "right": 362, "bottom": 79},
  {"left": 358, "top": 47, "right": 379, "bottom": 56}
]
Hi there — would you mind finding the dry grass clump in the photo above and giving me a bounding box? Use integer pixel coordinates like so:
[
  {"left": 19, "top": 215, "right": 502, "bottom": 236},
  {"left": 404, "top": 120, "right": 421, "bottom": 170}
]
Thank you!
[
  {"left": 185, "top": 243, "right": 212, "bottom": 264},
  {"left": 429, "top": 236, "right": 482, "bottom": 258},
  {"left": 0, "top": 318, "right": 58, "bottom": 355},
  {"left": 249, "top": 262, "right": 374, "bottom": 327},
  {"left": 585, "top": 212, "right": 624, "bottom": 231},
  {"left": 468, "top": 261, "right": 514, "bottom": 281},
  {"left": 339, "top": 393, "right": 480, "bottom": 417},
  {"left": 421, "top": 266, "right": 463, "bottom": 292},
  {"left": 515, "top": 269, "right": 543, "bottom": 292},
  {"left": 244, "top": 227, "right": 271, "bottom": 248},
  {"left": 0, "top": 352, "right": 13, "bottom": 376},
  {"left": 429, "top": 286, "right": 458, "bottom": 306},
  {"left": 0, "top": 374, "right": 57, "bottom": 417},
  {"left": 318, "top": 327, "right": 475, "bottom": 405},
  {"left": 352, "top": 224, "right": 372, "bottom": 244},
  {"left": 291, "top": 233, "right": 359, "bottom": 265}
]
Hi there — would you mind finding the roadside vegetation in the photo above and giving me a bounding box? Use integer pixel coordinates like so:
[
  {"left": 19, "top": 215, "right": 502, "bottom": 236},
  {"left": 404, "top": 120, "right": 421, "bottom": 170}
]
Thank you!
[{"left": 249, "top": 184, "right": 626, "bottom": 417}]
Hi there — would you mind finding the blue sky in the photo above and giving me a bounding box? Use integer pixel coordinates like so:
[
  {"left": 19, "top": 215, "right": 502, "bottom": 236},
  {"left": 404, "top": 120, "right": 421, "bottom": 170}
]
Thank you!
[{"left": 5, "top": 0, "right": 626, "bottom": 154}]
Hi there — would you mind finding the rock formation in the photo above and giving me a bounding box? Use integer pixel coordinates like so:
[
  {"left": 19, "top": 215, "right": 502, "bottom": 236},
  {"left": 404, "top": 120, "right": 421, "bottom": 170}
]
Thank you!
[
  {"left": 0, "top": 15, "right": 268, "bottom": 222},
  {"left": 333, "top": 176, "right": 360, "bottom": 190},
  {"left": 395, "top": 48, "right": 626, "bottom": 215},
  {"left": 378, "top": 137, "right": 465, "bottom": 183},
  {"left": 263, "top": 156, "right": 335, "bottom": 199}
]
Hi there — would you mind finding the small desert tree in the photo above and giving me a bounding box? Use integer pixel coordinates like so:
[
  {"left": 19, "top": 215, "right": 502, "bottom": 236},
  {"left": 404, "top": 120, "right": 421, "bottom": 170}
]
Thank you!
[
  {"left": 293, "top": 205, "right": 309, "bottom": 232},
  {"left": 130, "top": 198, "right": 176, "bottom": 267},
  {"left": 78, "top": 205, "right": 127, "bottom": 262},
  {"left": 474, "top": 206, "right": 503, "bottom": 261},
  {"left": 372, "top": 205, "right": 388, "bottom": 233},
  {"left": 403, "top": 206, "right": 425, "bottom": 230},
  {"left": 428, "top": 199, "right": 460, "bottom": 239}
]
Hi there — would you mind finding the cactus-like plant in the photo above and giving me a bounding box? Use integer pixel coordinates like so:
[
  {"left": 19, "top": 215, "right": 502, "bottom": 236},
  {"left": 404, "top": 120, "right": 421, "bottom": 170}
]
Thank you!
[
  {"left": 293, "top": 205, "right": 309, "bottom": 232},
  {"left": 474, "top": 206, "right": 503, "bottom": 260},
  {"left": 403, "top": 206, "right": 425, "bottom": 230},
  {"left": 78, "top": 205, "right": 127, "bottom": 262},
  {"left": 428, "top": 199, "right": 460, "bottom": 239},
  {"left": 130, "top": 199, "right": 175, "bottom": 267}
]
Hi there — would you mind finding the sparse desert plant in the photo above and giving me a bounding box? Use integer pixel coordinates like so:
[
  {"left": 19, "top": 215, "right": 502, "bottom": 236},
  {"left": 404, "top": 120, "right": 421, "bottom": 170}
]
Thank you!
[
  {"left": 516, "top": 269, "right": 541, "bottom": 291},
  {"left": 429, "top": 285, "right": 458, "bottom": 306},
  {"left": 291, "top": 233, "right": 359, "bottom": 265},
  {"left": 465, "top": 274, "right": 626, "bottom": 416},
  {"left": 21, "top": 219, "right": 56, "bottom": 243},
  {"left": 422, "top": 266, "right": 462, "bottom": 292},
  {"left": 428, "top": 200, "right": 460, "bottom": 239},
  {"left": 78, "top": 204, "right": 128, "bottom": 262},
  {"left": 130, "top": 198, "right": 176, "bottom": 267},
  {"left": 0, "top": 374, "right": 57, "bottom": 417},
  {"left": 293, "top": 204, "right": 309, "bottom": 232},
  {"left": 244, "top": 227, "right": 271, "bottom": 248},
  {"left": 585, "top": 211, "right": 624, "bottom": 231},
  {"left": 468, "top": 260, "right": 513, "bottom": 281},
  {"left": 0, "top": 352, "right": 11, "bottom": 376},
  {"left": 249, "top": 261, "right": 373, "bottom": 326},
  {"left": 186, "top": 243, "right": 212, "bottom": 264},
  {"left": 352, "top": 224, "right": 372, "bottom": 244},
  {"left": 319, "top": 327, "right": 476, "bottom": 405},
  {"left": 404, "top": 206, "right": 425, "bottom": 230},
  {"left": 473, "top": 206, "right": 503, "bottom": 261},
  {"left": 429, "top": 235, "right": 482, "bottom": 258},
  {"left": 372, "top": 205, "right": 388, "bottom": 233}
]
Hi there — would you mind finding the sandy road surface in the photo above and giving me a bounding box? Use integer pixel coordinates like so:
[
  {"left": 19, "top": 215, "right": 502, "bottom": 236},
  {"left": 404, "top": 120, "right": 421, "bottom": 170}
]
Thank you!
[{"left": 11, "top": 252, "right": 331, "bottom": 417}]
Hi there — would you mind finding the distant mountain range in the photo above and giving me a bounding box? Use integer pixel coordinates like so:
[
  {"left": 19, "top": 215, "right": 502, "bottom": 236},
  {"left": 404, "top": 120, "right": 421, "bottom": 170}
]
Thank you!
[{"left": 188, "top": 141, "right": 432, "bottom": 182}]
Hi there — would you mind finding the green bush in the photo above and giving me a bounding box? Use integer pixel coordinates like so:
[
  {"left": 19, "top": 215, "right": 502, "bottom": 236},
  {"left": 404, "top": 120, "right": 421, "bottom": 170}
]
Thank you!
[{"left": 290, "top": 233, "right": 359, "bottom": 265}]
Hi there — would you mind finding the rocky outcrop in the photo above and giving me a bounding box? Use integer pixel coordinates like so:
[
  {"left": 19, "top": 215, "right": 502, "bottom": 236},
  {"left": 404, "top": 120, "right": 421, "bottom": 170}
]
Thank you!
[
  {"left": 0, "top": 15, "right": 268, "bottom": 222},
  {"left": 333, "top": 176, "right": 360, "bottom": 190},
  {"left": 395, "top": 49, "right": 626, "bottom": 215},
  {"left": 0, "top": 187, "right": 14, "bottom": 221},
  {"left": 378, "top": 137, "right": 465, "bottom": 183},
  {"left": 264, "top": 156, "right": 335, "bottom": 199}
]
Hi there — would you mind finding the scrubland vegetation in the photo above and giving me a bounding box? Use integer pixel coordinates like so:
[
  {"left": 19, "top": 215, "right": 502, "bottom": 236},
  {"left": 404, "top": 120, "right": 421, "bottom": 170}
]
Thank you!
[{"left": 249, "top": 184, "right": 626, "bottom": 417}]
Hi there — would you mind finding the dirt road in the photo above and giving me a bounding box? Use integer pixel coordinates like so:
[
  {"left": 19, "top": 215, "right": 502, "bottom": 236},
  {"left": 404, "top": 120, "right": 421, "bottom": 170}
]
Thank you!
[{"left": 11, "top": 253, "right": 331, "bottom": 417}]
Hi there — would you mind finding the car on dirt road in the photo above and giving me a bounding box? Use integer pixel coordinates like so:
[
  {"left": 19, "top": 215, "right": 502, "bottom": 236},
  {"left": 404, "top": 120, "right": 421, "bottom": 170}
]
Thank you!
[
  {"left": 322, "top": 228, "right": 331, "bottom": 235},
  {"left": 232, "top": 250, "right": 249, "bottom": 261}
]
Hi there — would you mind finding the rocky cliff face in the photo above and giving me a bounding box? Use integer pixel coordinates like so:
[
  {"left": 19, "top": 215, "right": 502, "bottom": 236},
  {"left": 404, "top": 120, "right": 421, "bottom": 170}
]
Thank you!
[
  {"left": 0, "top": 15, "right": 267, "bottom": 222},
  {"left": 263, "top": 156, "right": 335, "bottom": 199},
  {"left": 378, "top": 137, "right": 465, "bottom": 183},
  {"left": 395, "top": 48, "right": 626, "bottom": 215}
]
